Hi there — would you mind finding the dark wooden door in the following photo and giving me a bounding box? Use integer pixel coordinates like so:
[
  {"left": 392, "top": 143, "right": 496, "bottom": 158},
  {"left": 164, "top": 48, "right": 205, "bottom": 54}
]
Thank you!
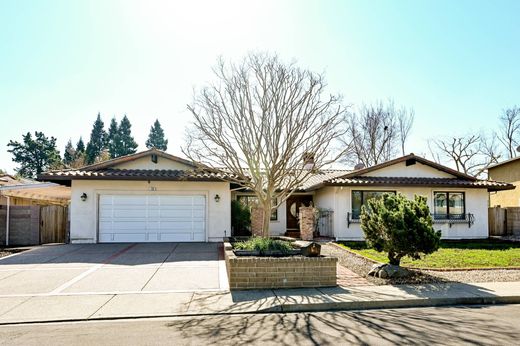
[{"left": 286, "top": 195, "right": 313, "bottom": 230}]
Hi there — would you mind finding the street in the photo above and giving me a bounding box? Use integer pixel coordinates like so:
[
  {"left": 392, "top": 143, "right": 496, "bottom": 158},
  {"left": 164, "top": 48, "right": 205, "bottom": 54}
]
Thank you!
[{"left": 0, "top": 304, "right": 519, "bottom": 345}]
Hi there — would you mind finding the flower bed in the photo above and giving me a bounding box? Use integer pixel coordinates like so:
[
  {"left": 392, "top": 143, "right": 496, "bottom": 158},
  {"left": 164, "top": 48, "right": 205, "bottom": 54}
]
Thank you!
[{"left": 224, "top": 238, "right": 337, "bottom": 290}]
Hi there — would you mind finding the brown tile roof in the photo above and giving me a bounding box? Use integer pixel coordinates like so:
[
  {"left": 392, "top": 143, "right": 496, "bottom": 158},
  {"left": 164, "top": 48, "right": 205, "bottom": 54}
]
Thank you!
[
  {"left": 298, "top": 170, "right": 350, "bottom": 190},
  {"left": 323, "top": 176, "right": 514, "bottom": 191},
  {"left": 39, "top": 168, "right": 235, "bottom": 182}
]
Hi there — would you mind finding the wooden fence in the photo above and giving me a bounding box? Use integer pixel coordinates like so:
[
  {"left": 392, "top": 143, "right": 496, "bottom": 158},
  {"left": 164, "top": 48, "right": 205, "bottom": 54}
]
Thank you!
[
  {"left": 0, "top": 205, "right": 68, "bottom": 246},
  {"left": 488, "top": 206, "right": 520, "bottom": 236}
]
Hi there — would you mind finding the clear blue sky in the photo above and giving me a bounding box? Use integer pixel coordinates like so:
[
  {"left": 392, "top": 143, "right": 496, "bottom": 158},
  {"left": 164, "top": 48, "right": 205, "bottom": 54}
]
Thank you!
[{"left": 1, "top": 0, "right": 519, "bottom": 173}]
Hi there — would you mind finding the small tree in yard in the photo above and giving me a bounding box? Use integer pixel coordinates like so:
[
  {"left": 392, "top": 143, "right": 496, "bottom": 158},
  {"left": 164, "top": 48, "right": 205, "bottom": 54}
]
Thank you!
[
  {"left": 361, "top": 193, "right": 441, "bottom": 266},
  {"left": 183, "top": 53, "right": 348, "bottom": 237}
]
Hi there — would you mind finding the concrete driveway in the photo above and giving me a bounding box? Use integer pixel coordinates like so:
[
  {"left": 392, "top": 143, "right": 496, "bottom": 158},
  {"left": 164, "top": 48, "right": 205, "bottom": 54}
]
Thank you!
[{"left": 0, "top": 243, "right": 227, "bottom": 295}]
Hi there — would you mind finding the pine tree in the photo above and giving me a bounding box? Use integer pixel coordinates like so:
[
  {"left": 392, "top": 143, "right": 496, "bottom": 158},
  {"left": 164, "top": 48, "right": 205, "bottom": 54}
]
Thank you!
[
  {"left": 145, "top": 119, "right": 168, "bottom": 151},
  {"left": 106, "top": 117, "right": 121, "bottom": 158},
  {"left": 63, "top": 139, "right": 75, "bottom": 165},
  {"left": 85, "top": 113, "right": 107, "bottom": 164},
  {"left": 7, "top": 132, "right": 62, "bottom": 178},
  {"left": 117, "top": 115, "right": 138, "bottom": 157},
  {"left": 76, "top": 137, "right": 85, "bottom": 154}
]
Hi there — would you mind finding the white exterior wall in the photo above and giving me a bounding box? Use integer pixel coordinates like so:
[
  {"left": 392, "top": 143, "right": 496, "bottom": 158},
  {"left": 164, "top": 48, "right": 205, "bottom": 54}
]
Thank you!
[
  {"left": 70, "top": 180, "right": 231, "bottom": 243},
  {"left": 316, "top": 186, "right": 489, "bottom": 240},
  {"left": 362, "top": 161, "right": 456, "bottom": 178}
]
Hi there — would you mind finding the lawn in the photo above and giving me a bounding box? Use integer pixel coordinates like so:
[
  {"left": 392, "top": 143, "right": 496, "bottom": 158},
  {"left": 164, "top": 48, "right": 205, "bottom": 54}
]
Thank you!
[{"left": 337, "top": 240, "right": 520, "bottom": 269}]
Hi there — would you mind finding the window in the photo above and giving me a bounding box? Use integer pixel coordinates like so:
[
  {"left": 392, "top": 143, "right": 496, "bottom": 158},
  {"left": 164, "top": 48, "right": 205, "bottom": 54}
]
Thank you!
[
  {"left": 351, "top": 190, "right": 395, "bottom": 219},
  {"left": 433, "top": 192, "right": 465, "bottom": 220},
  {"left": 236, "top": 195, "right": 278, "bottom": 221}
]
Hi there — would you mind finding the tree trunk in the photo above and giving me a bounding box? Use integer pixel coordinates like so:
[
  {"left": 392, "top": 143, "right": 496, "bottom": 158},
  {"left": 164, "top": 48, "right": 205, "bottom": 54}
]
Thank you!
[
  {"left": 388, "top": 251, "right": 401, "bottom": 266},
  {"left": 261, "top": 199, "right": 271, "bottom": 237}
]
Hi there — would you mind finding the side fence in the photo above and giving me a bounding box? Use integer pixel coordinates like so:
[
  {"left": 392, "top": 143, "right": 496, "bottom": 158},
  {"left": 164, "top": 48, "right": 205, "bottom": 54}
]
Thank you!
[
  {"left": 488, "top": 206, "right": 520, "bottom": 236},
  {"left": 0, "top": 205, "right": 68, "bottom": 246}
]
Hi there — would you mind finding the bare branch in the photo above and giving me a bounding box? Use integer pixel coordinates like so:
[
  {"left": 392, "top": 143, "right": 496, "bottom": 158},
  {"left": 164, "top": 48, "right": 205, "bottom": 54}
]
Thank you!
[
  {"left": 342, "top": 100, "right": 414, "bottom": 167},
  {"left": 498, "top": 106, "right": 520, "bottom": 159}
]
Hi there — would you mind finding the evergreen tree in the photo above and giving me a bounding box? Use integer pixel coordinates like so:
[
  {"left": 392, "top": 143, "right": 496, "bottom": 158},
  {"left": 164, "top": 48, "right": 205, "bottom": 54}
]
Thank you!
[
  {"left": 361, "top": 193, "right": 441, "bottom": 266},
  {"left": 85, "top": 113, "right": 107, "bottom": 164},
  {"left": 106, "top": 117, "right": 121, "bottom": 158},
  {"left": 7, "top": 131, "right": 62, "bottom": 178},
  {"left": 145, "top": 119, "right": 168, "bottom": 151},
  {"left": 76, "top": 137, "right": 85, "bottom": 154},
  {"left": 63, "top": 139, "right": 75, "bottom": 165},
  {"left": 117, "top": 115, "right": 138, "bottom": 157}
]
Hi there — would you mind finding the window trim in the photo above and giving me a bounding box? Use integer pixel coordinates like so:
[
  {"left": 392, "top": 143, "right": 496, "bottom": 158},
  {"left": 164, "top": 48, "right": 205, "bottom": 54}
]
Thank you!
[
  {"left": 236, "top": 195, "right": 278, "bottom": 221},
  {"left": 433, "top": 191, "right": 466, "bottom": 220},
  {"left": 351, "top": 190, "right": 396, "bottom": 219}
]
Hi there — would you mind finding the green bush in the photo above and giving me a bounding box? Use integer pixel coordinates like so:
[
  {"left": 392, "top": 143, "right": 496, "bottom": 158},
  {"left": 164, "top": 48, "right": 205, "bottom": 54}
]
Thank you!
[
  {"left": 361, "top": 193, "right": 441, "bottom": 266},
  {"left": 231, "top": 200, "right": 251, "bottom": 235},
  {"left": 233, "top": 237, "right": 293, "bottom": 254}
]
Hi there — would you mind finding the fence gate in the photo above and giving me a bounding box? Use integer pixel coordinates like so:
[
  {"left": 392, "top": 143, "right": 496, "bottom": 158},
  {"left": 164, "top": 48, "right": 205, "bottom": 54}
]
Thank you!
[{"left": 40, "top": 205, "right": 67, "bottom": 244}]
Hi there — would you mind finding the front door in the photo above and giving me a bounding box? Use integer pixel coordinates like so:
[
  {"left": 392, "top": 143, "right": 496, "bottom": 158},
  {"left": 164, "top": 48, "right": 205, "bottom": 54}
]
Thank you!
[{"left": 286, "top": 195, "right": 313, "bottom": 230}]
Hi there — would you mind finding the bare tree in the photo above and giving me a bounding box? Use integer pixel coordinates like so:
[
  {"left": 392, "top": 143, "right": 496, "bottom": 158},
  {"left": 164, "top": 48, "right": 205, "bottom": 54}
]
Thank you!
[
  {"left": 498, "top": 106, "right": 520, "bottom": 159},
  {"left": 429, "top": 134, "right": 498, "bottom": 177},
  {"left": 183, "top": 53, "right": 348, "bottom": 236},
  {"left": 397, "top": 107, "right": 415, "bottom": 156},
  {"left": 343, "top": 100, "right": 414, "bottom": 167}
]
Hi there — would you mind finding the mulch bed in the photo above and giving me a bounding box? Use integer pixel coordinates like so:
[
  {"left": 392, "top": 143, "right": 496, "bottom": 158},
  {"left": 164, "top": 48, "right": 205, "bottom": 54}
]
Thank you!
[
  {"left": 0, "top": 248, "right": 28, "bottom": 259},
  {"left": 322, "top": 243, "right": 520, "bottom": 285}
]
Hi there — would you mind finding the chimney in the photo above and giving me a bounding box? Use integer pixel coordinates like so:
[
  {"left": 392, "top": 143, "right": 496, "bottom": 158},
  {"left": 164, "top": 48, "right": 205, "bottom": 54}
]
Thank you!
[{"left": 303, "top": 152, "right": 315, "bottom": 170}]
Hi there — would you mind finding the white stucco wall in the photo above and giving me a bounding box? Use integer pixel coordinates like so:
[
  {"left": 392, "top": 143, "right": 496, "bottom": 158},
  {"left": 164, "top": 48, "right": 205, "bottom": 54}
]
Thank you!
[
  {"left": 315, "top": 186, "right": 489, "bottom": 240},
  {"left": 70, "top": 180, "right": 231, "bottom": 243},
  {"left": 362, "top": 161, "right": 455, "bottom": 178}
]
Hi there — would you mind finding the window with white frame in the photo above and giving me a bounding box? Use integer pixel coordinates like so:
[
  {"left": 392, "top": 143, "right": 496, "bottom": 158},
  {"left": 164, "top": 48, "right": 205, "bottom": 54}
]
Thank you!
[
  {"left": 351, "top": 190, "right": 395, "bottom": 219},
  {"left": 433, "top": 192, "right": 465, "bottom": 220}
]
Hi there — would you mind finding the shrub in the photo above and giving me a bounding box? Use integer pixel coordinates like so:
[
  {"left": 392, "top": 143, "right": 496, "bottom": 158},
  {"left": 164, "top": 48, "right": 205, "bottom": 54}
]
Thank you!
[
  {"left": 233, "top": 237, "right": 293, "bottom": 254},
  {"left": 231, "top": 200, "right": 251, "bottom": 235},
  {"left": 361, "top": 193, "right": 441, "bottom": 266}
]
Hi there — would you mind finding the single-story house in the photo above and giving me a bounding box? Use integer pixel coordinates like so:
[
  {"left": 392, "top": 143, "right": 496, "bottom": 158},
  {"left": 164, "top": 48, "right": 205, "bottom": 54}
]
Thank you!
[
  {"left": 38, "top": 149, "right": 514, "bottom": 243},
  {"left": 488, "top": 156, "right": 520, "bottom": 207}
]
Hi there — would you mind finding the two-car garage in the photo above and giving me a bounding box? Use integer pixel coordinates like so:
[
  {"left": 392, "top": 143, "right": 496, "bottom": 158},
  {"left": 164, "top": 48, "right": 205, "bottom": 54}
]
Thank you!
[{"left": 98, "top": 195, "right": 206, "bottom": 243}]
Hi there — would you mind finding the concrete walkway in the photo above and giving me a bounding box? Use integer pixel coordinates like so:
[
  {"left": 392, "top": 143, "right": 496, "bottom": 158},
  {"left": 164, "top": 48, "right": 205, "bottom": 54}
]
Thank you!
[{"left": 0, "top": 281, "right": 518, "bottom": 324}]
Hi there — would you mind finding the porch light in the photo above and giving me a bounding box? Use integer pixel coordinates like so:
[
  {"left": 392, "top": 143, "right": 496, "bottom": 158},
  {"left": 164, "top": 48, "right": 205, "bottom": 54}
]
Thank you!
[
  {"left": 80, "top": 193, "right": 88, "bottom": 202},
  {"left": 214, "top": 194, "right": 221, "bottom": 203}
]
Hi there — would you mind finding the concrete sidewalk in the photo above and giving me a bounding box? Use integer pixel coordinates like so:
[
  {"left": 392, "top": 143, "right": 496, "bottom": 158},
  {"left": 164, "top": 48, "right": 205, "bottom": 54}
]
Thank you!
[{"left": 0, "top": 281, "right": 519, "bottom": 324}]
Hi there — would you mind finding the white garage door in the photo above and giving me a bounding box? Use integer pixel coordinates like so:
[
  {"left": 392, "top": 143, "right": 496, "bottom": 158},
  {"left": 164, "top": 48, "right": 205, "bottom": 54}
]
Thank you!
[{"left": 98, "top": 195, "right": 206, "bottom": 242}]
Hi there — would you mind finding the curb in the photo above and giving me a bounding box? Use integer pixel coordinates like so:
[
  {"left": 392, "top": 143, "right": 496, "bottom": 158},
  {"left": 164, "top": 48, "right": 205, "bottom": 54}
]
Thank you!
[
  {"left": 265, "top": 295, "right": 520, "bottom": 313},
  {"left": 1, "top": 295, "right": 519, "bottom": 326}
]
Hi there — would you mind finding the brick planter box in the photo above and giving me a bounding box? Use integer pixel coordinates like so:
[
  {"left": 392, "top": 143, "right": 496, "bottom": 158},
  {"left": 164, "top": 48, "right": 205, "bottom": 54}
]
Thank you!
[{"left": 224, "top": 242, "right": 337, "bottom": 290}]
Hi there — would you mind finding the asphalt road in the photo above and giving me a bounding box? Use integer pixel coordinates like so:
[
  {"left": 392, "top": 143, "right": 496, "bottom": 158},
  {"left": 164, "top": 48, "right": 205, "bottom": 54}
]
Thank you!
[{"left": 1, "top": 304, "right": 519, "bottom": 345}]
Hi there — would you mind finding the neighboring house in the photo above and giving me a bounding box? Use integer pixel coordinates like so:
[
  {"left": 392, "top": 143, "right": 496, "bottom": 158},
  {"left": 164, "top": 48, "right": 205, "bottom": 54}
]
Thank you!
[
  {"left": 0, "top": 175, "right": 71, "bottom": 245},
  {"left": 488, "top": 156, "right": 520, "bottom": 207},
  {"left": 39, "top": 149, "right": 514, "bottom": 243}
]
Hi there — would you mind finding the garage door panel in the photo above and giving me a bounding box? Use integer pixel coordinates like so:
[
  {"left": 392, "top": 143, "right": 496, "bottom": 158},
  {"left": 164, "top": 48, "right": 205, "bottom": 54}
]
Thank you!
[
  {"left": 159, "top": 233, "right": 193, "bottom": 242},
  {"left": 113, "top": 233, "right": 147, "bottom": 242},
  {"left": 99, "top": 194, "right": 207, "bottom": 243}
]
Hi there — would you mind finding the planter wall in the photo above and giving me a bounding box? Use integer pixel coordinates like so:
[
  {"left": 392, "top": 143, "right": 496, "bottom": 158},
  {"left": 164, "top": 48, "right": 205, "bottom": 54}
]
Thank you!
[{"left": 224, "top": 242, "right": 337, "bottom": 290}]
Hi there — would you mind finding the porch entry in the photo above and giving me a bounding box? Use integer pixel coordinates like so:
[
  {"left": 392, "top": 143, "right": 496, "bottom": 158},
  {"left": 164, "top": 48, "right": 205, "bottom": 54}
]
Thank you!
[{"left": 286, "top": 195, "right": 313, "bottom": 234}]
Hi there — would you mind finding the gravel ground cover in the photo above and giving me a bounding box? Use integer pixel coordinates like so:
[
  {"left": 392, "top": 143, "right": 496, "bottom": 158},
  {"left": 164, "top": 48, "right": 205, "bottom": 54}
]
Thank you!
[
  {"left": 322, "top": 243, "right": 520, "bottom": 285},
  {"left": 0, "top": 247, "right": 29, "bottom": 259}
]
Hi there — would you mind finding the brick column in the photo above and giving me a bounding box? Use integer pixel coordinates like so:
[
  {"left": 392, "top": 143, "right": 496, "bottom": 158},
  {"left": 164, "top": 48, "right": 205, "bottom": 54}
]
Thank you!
[
  {"left": 250, "top": 207, "right": 264, "bottom": 237},
  {"left": 299, "top": 207, "right": 315, "bottom": 241}
]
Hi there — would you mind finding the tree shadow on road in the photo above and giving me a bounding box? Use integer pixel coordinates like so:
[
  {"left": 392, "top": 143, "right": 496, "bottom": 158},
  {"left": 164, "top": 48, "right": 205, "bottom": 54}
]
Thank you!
[{"left": 166, "top": 305, "right": 520, "bottom": 345}]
